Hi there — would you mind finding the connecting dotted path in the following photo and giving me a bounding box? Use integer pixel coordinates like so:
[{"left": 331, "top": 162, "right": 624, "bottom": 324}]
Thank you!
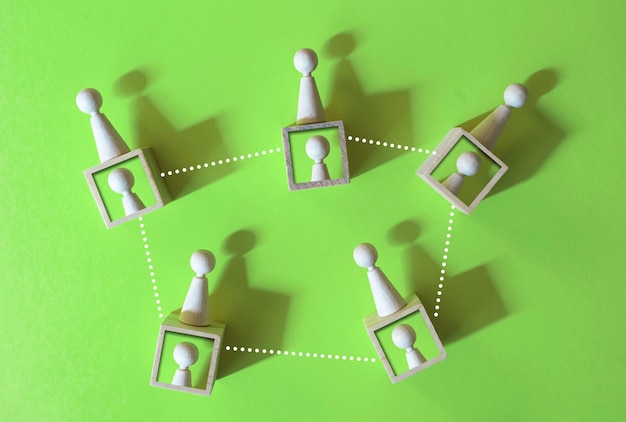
[
  {"left": 140, "top": 135, "right": 453, "bottom": 326},
  {"left": 225, "top": 345, "right": 377, "bottom": 363}
]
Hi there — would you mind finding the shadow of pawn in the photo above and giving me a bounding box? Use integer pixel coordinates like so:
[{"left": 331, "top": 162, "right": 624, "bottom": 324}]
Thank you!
[{"left": 210, "top": 230, "right": 291, "bottom": 378}]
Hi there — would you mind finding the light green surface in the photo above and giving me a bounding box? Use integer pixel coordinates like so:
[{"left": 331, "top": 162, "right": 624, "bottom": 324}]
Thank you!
[{"left": 1, "top": 1, "right": 624, "bottom": 420}]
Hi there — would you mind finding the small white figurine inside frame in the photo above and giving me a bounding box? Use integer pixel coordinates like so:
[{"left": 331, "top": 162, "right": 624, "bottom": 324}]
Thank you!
[{"left": 282, "top": 121, "right": 350, "bottom": 191}]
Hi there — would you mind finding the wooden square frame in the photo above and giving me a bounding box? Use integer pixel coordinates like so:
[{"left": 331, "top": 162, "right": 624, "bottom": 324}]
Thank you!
[
  {"left": 281, "top": 120, "right": 350, "bottom": 191},
  {"left": 416, "top": 128, "right": 508, "bottom": 215},
  {"left": 364, "top": 293, "right": 446, "bottom": 384},
  {"left": 84, "top": 147, "right": 171, "bottom": 228},
  {"left": 150, "top": 310, "right": 226, "bottom": 396}
]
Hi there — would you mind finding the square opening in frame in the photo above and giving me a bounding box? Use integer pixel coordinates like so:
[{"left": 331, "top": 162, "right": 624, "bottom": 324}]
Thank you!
[
  {"left": 281, "top": 120, "right": 350, "bottom": 191},
  {"left": 416, "top": 128, "right": 508, "bottom": 214}
]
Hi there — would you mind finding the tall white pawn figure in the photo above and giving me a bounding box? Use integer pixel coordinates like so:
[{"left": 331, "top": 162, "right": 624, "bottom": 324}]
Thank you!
[
  {"left": 392, "top": 324, "right": 426, "bottom": 370},
  {"left": 470, "top": 83, "right": 528, "bottom": 151},
  {"left": 354, "top": 243, "right": 406, "bottom": 317},
  {"left": 306, "top": 135, "right": 331, "bottom": 181},
  {"left": 441, "top": 151, "right": 482, "bottom": 195},
  {"left": 76, "top": 88, "right": 130, "bottom": 162},
  {"left": 171, "top": 342, "right": 199, "bottom": 387},
  {"left": 294, "top": 48, "right": 325, "bottom": 124},
  {"left": 179, "top": 250, "right": 216, "bottom": 326},
  {"left": 108, "top": 168, "right": 146, "bottom": 215}
]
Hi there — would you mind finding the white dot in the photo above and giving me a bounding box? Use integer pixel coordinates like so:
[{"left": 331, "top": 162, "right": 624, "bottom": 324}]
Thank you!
[
  {"left": 411, "top": 147, "right": 416, "bottom": 151},
  {"left": 306, "top": 353, "right": 310, "bottom": 357},
  {"left": 335, "top": 355, "right": 339, "bottom": 360},
  {"left": 226, "top": 158, "right": 230, "bottom": 163},
  {"left": 418, "top": 148, "right": 423, "bottom": 153},
  {"left": 383, "top": 142, "right": 388, "bottom": 146},
  {"left": 233, "top": 346, "right": 238, "bottom": 351},
  {"left": 156, "top": 299, "right": 160, "bottom": 304},
  {"left": 350, "top": 356, "right": 354, "bottom": 361},
  {"left": 211, "top": 162, "right": 216, "bottom": 166},
  {"left": 152, "top": 286, "right": 157, "bottom": 290},
  {"left": 248, "top": 348, "right": 252, "bottom": 352},
  {"left": 364, "top": 358, "right": 369, "bottom": 362},
  {"left": 445, "top": 241, "right": 450, "bottom": 245},
  {"left": 436, "top": 298, "right": 441, "bottom": 302},
  {"left": 157, "top": 307, "right": 162, "bottom": 311},
  {"left": 446, "top": 234, "right": 451, "bottom": 238},
  {"left": 154, "top": 293, "right": 159, "bottom": 297},
  {"left": 255, "top": 152, "right": 259, "bottom": 156},
  {"left": 158, "top": 313, "right": 163, "bottom": 318},
  {"left": 321, "top": 354, "right": 325, "bottom": 358},
  {"left": 262, "top": 349, "right": 267, "bottom": 353},
  {"left": 175, "top": 169, "right": 180, "bottom": 174},
  {"left": 240, "top": 347, "right": 246, "bottom": 353},
  {"left": 240, "top": 155, "right": 245, "bottom": 160},
  {"left": 182, "top": 168, "right": 187, "bottom": 172},
  {"left": 451, "top": 205, "right": 456, "bottom": 210},
  {"left": 255, "top": 348, "right": 259, "bottom": 353},
  {"left": 444, "top": 248, "right": 449, "bottom": 253},
  {"left": 218, "top": 160, "right": 223, "bottom": 164},
  {"left": 269, "top": 350, "right": 274, "bottom": 354},
  {"left": 233, "top": 157, "right": 238, "bottom": 161},
  {"left": 328, "top": 355, "right": 333, "bottom": 359},
  {"left": 299, "top": 352, "right": 303, "bottom": 356},
  {"left": 262, "top": 151, "right": 266, "bottom": 155},
  {"left": 226, "top": 346, "right": 231, "bottom": 351},
  {"left": 361, "top": 139, "right": 366, "bottom": 143},
  {"left": 397, "top": 145, "right": 402, "bottom": 149},
  {"left": 342, "top": 356, "right": 347, "bottom": 360},
  {"left": 147, "top": 258, "right": 152, "bottom": 263},
  {"left": 442, "top": 262, "right": 447, "bottom": 267},
  {"left": 369, "top": 140, "right": 374, "bottom": 144},
  {"left": 348, "top": 136, "right": 353, "bottom": 140},
  {"left": 437, "top": 291, "right": 442, "bottom": 295},
  {"left": 439, "top": 276, "right": 444, "bottom": 281},
  {"left": 145, "top": 251, "right": 150, "bottom": 256},
  {"left": 448, "top": 226, "right": 452, "bottom": 231},
  {"left": 439, "top": 284, "right": 443, "bottom": 288},
  {"left": 357, "top": 357, "right": 361, "bottom": 361},
  {"left": 167, "top": 171, "right": 172, "bottom": 175},
  {"left": 144, "top": 244, "right": 149, "bottom": 249},
  {"left": 204, "top": 163, "right": 209, "bottom": 167},
  {"left": 371, "top": 358, "right": 376, "bottom": 363},
  {"left": 404, "top": 146, "right": 409, "bottom": 150},
  {"left": 390, "top": 143, "right": 395, "bottom": 148},
  {"left": 160, "top": 172, "right": 165, "bottom": 177},
  {"left": 277, "top": 350, "right": 282, "bottom": 355},
  {"left": 276, "top": 147, "right": 281, "bottom": 152},
  {"left": 435, "top": 305, "right": 440, "bottom": 310},
  {"left": 292, "top": 352, "right": 296, "bottom": 356},
  {"left": 441, "top": 269, "right": 446, "bottom": 274},
  {"left": 376, "top": 141, "right": 381, "bottom": 145},
  {"left": 355, "top": 137, "right": 360, "bottom": 141},
  {"left": 189, "top": 166, "right": 194, "bottom": 171},
  {"left": 248, "top": 154, "right": 252, "bottom": 158},
  {"left": 434, "top": 312, "right": 439, "bottom": 317},
  {"left": 313, "top": 353, "right": 318, "bottom": 358},
  {"left": 269, "top": 149, "right": 274, "bottom": 154},
  {"left": 425, "top": 150, "right": 430, "bottom": 154}
]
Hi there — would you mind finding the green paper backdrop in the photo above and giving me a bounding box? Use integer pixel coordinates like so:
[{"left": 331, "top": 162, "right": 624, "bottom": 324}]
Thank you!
[{"left": 1, "top": 0, "right": 624, "bottom": 420}]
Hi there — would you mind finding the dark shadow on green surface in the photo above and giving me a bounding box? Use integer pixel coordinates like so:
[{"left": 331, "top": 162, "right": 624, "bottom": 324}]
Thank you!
[
  {"left": 114, "top": 69, "right": 232, "bottom": 200},
  {"left": 209, "top": 229, "right": 291, "bottom": 378},
  {"left": 457, "top": 69, "right": 564, "bottom": 196},
  {"left": 429, "top": 266, "right": 509, "bottom": 345},
  {"left": 387, "top": 219, "right": 441, "bottom": 300},
  {"left": 322, "top": 32, "right": 415, "bottom": 178}
]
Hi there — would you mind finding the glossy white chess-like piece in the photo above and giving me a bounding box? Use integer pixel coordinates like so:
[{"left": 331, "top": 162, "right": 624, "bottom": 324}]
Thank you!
[
  {"left": 108, "top": 168, "right": 146, "bottom": 215},
  {"left": 294, "top": 48, "right": 325, "bottom": 124},
  {"left": 392, "top": 324, "right": 426, "bottom": 370},
  {"left": 441, "top": 151, "right": 481, "bottom": 195},
  {"left": 171, "top": 342, "right": 199, "bottom": 387},
  {"left": 306, "top": 135, "right": 331, "bottom": 181},
  {"left": 470, "top": 83, "right": 528, "bottom": 151},
  {"left": 76, "top": 88, "right": 130, "bottom": 162},
  {"left": 354, "top": 243, "right": 406, "bottom": 317},
  {"left": 179, "top": 250, "right": 216, "bottom": 326}
]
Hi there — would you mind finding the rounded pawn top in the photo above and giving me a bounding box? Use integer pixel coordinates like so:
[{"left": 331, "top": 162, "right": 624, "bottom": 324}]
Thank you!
[
  {"left": 353, "top": 243, "right": 378, "bottom": 270},
  {"left": 76, "top": 88, "right": 103, "bottom": 115},
  {"left": 108, "top": 168, "right": 135, "bottom": 194},
  {"left": 456, "top": 151, "right": 481, "bottom": 177},
  {"left": 392, "top": 324, "right": 417, "bottom": 349},
  {"left": 190, "top": 249, "right": 216, "bottom": 277},
  {"left": 503, "top": 83, "right": 528, "bottom": 108},
  {"left": 305, "top": 135, "right": 330, "bottom": 162},
  {"left": 173, "top": 342, "right": 199, "bottom": 369},
  {"left": 294, "top": 48, "right": 318, "bottom": 76}
]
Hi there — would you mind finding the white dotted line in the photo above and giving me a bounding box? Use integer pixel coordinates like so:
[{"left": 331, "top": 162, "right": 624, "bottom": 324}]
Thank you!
[
  {"left": 160, "top": 148, "right": 281, "bottom": 177},
  {"left": 138, "top": 217, "right": 163, "bottom": 319},
  {"left": 347, "top": 135, "right": 435, "bottom": 155},
  {"left": 224, "top": 345, "right": 376, "bottom": 363},
  {"left": 433, "top": 205, "right": 456, "bottom": 318}
]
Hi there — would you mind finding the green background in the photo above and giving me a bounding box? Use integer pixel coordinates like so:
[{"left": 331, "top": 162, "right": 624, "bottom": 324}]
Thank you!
[{"left": 1, "top": 0, "right": 624, "bottom": 420}]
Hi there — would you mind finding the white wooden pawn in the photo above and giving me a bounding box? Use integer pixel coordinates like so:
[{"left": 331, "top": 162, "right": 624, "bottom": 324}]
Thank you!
[
  {"left": 441, "top": 151, "right": 481, "bottom": 195},
  {"left": 171, "top": 342, "right": 199, "bottom": 387},
  {"left": 179, "top": 250, "right": 215, "bottom": 327},
  {"left": 108, "top": 168, "right": 146, "bottom": 215},
  {"left": 76, "top": 88, "right": 130, "bottom": 162},
  {"left": 392, "top": 324, "right": 426, "bottom": 370},
  {"left": 354, "top": 243, "right": 406, "bottom": 317},
  {"left": 294, "top": 48, "right": 325, "bottom": 124},
  {"left": 306, "top": 135, "right": 331, "bottom": 181},
  {"left": 470, "top": 83, "right": 528, "bottom": 151}
]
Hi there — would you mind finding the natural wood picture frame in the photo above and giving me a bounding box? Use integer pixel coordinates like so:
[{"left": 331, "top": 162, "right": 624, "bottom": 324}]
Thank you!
[
  {"left": 84, "top": 147, "right": 171, "bottom": 228},
  {"left": 281, "top": 120, "right": 350, "bottom": 191},
  {"left": 416, "top": 128, "right": 508, "bottom": 215},
  {"left": 150, "top": 310, "right": 226, "bottom": 396},
  {"left": 364, "top": 293, "right": 447, "bottom": 384}
]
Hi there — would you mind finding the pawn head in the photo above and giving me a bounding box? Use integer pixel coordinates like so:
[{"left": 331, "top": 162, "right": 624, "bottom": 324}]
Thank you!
[
  {"left": 190, "top": 249, "right": 216, "bottom": 277},
  {"left": 305, "top": 135, "right": 330, "bottom": 162},
  {"left": 504, "top": 83, "right": 528, "bottom": 108},
  {"left": 353, "top": 243, "right": 378, "bottom": 269},
  {"left": 294, "top": 48, "right": 318, "bottom": 76},
  {"left": 456, "top": 151, "right": 481, "bottom": 177},
  {"left": 108, "top": 168, "right": 135, "bottom": 194},
  {"left": 392, "top": 324, "right": 417, "bottom": 349},
  {"left": 76, "top": 88, "right": 103, "bottom": 115},
  {"left": 173, "top": 342, "right": 199, "bottom": 369}
]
